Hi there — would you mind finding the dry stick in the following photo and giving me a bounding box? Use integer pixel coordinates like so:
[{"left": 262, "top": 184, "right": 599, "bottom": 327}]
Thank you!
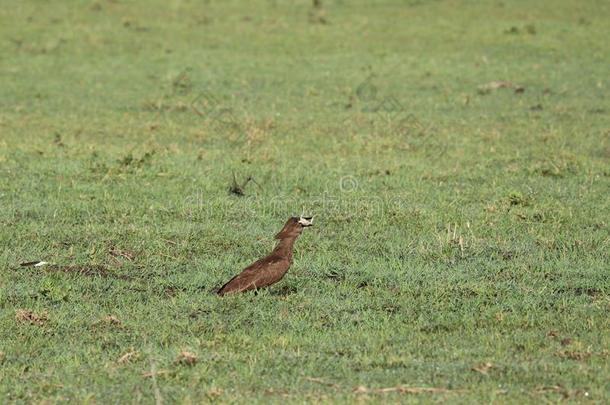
[
  {"left": 142, "top": 370, "right": 170, "bottom": 378},
  {"left": 354, "top": 385, "right": 465, "bottom": 395},
  {"left": 305, "top": 377, "right": 340, "bottom": 389},
  {"left": 117, "top": 350, "right": 138, "bottom": 364}
]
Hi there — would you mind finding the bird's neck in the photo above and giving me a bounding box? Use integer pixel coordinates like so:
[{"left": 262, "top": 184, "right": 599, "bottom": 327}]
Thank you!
[{"left": 272, "top": 236, "right": 298, "bottom": 258}]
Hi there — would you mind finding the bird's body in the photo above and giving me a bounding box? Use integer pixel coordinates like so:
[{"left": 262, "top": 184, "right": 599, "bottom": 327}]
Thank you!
[{"left": 217, "top": 216, "right": 312, "bottom": 296}]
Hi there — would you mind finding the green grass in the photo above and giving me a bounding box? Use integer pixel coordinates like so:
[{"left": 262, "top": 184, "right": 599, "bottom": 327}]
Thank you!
[{"left": 1, "top": 0, "right": 609, "bottom": 402}]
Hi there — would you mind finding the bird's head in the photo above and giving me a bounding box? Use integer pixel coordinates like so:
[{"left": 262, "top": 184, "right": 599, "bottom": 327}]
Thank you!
[{"left": 275, "top": 215, "right": 314, "bottom": 239}]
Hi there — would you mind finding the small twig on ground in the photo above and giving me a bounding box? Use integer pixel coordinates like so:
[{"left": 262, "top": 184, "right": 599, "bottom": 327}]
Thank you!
[
  {"left": 229, "top": 172, "right": 255, "bottom": 196},
  {"left": 354, "top": 385, "right": 464, "bottom": 395},
  {"left": 117, "top": 350, "right": 138, "bottom": 364},
  {"left": 305, "top": 377, "right": 340, "bottom": 388},
  {"left": 142, "top": 369, "right": 170, "bottom": 379}
]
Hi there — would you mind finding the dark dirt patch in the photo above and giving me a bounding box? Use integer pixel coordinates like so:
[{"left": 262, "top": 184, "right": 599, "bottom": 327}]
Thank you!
[
  {"left": 324, "top": 270, "right": 345, "bottom": 282},
  {"left": 270, "top": 285, "right": 298, "bottom": 296},
  {"left": 15, "top": 309, "right": 48, "bottom": 326},
  {"left": 555, "top": 350, "right": 592, "bottom": 361},
  {"left": 164, "top": 286, "right": 180, "bottom": 297},
  {"left": 108, "top": 245, "right": 138, "bottom": 262},
  {"left": 189, "top": 308, "right": 212, "bottom": 319},
  {"left": 90, "top": 315, "right": 126, "bottom": 331},
  {"left": 553, "top": 287, "right": 601, "bottom": 297}
]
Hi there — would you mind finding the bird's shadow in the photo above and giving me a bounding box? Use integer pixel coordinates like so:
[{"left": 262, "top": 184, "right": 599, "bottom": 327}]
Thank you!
[
  {"left": 269, "top": 285, "right": 298, "bottom": 297},
  {"left": 208, "top": 285, "right": 297, "bottom": 297}
]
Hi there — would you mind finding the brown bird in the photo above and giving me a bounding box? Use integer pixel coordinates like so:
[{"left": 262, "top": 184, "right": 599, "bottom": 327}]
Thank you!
[{"left": 217, "top": 216, "right": 314, "bottom": 296}]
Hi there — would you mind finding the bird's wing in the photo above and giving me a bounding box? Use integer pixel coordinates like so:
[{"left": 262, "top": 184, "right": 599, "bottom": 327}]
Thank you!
[{"left": 217, "top": 256, "right": 287, "bottom": 295}]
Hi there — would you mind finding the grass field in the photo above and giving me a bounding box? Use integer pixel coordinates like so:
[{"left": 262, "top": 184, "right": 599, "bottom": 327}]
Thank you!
[{"left": 1, "top": 0, "right": 609, "bottom": 402}]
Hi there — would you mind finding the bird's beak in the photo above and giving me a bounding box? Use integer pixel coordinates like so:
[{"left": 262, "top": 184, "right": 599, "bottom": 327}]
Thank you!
[{"left": 298, "top": 216, "right": 314, "bottom": 226}]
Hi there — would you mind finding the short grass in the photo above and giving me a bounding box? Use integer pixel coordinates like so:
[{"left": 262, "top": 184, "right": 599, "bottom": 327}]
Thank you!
[{"left": 1, "top": 0, "right": 609, "bottom": 402}]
